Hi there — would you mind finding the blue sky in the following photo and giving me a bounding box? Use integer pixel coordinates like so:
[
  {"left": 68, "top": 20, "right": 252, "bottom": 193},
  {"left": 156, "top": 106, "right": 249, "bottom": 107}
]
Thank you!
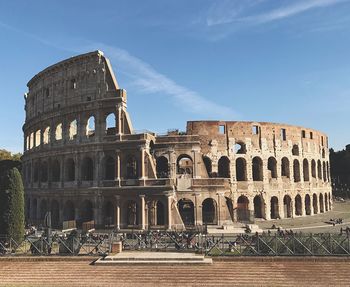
[{"left": 1, "top": 0, "right": 350, "bottom": 153}]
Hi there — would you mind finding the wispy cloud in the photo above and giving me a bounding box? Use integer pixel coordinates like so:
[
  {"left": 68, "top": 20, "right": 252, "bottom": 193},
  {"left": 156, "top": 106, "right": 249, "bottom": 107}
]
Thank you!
[
  {"left": 207, "top": 0, "right": 348, "bottom": 26},
  {"left": 79, "top": 43, "right": 237, "bottom": 119}
]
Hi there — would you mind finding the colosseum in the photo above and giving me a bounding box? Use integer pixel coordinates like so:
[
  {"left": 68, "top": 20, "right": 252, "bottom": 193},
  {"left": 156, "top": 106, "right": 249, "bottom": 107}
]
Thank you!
[{"left": 22, "top": 50, "right": 332, "bottom": 231}]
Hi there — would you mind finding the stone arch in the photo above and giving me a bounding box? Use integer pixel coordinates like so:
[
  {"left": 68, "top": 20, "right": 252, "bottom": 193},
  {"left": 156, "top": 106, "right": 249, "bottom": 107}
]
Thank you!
[
  {"left": 317, "top": 160, "right": 322, "bottom": 179},
  {"left": 103, "top": 201, "right": 115, "bottom": 227},
  {"left": 126, "top": 156, "right": 138, "bottom": 179},
  {"left": 267, "top": 157, "right": 277, "bottom": 179},
  {"left": 295, "top": 195, "right": 302, "bottom": 216},
  {"left": 51, "top": 200, "right": 60, "bottom": 228},
  {"left": 86, "top": 116, "right": 95, "bottom": 137},
  {"left": 81, "top": 156, "right": 94, "bottom": 181},
  {"left": 156, "top": 200, "right": 165, "bottom": 226},
  {"left": 156, "top": 156, "right": 169, "bottom": 178},
  {"left": 40, "top": 161, "right": 48, "bottom": 182},
  {"left": 292, "top": 144, "right": 300, "bottom": 156},
  {"left": 105, "top": 113, "right": 116, "bottom": 135},
  {"left": 270, "top": 196, "right": 279, "bottom": 219},
  {"left": 177, "top": 154, "right": 193, "bottom": 175},
  {"left": 293, "top": 159, "right": 301, "bottom": 182},
  {"left": 55, "top": 123, "right": 62, "bottom": 140},
  {"left": 281, "top": 157, "right": 290, "bottom": 178},
  {"left": 319, "top": 194, "right": 324, "bottom": 213},
  {"left": 234, "top": 142, "right": 246, "bottom": 154},
  {"left": 104, "top": 156, "right": 115, "bottom": 180},
  {"left": 218, "top": 156, "right": 230, "bottom": 178},
  {"left": 253, "top": 195, "right": 265, "bottom": 219},
  {"left": 311, "top": 160, "right": 316, "bottom": 178},
  {"left": 178, "top": 198, "right": 194, "bottom": 226},
  {"left": 63, "top": 201, "right": 75, "bottom": 221},
  {"left": 236, "top": 158, "right": 247, "bottom": 181},
  {"left": 323, "top": 162, "right": 327, "bottom": 182},
  {"left": 283, "top": 195, "right": 292, "bottom": 218},
  {"left": 69, "top": 119, "right": 78, "bottom": 140},
  {"left": 51, "top": 159, "right": 61, "bottom": 182},
  {"left": 305, "top": 194, "right": 311, "bottom": 215},
  {"left": 43, "top": 126, "right": 50, "bottom": 144},
  {"left": 202, "top": 198, "right": 217, "bottom": 225},
  {"left": 237, "top": 195, "right": 250, "bottom": 222},
  {"left": 303, "top": 159, "right": 309, "bottom": 182},
  {"left": 65, "top": 158, "right": 75, "bottom": 181},
  {"left": 79, "top": 200, "right": 94, "bottom": 223},
  {"left": 252, "top": 156, "right": 263, "bottom": 181},
  {"left": 313, "top": 194, "right": 318, "bottom": 214},
  {"left": 125, "top": 200, "right": 138, "bottom": 226},
  {"left": 202, "top": 156, "right": 212, "bottom": 178}
]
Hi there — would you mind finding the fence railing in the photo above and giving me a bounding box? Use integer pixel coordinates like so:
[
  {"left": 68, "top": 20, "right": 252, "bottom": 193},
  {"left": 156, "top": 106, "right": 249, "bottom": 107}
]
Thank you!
[{"left": 1, "top": 231, "right": 350, "bottom": 256}]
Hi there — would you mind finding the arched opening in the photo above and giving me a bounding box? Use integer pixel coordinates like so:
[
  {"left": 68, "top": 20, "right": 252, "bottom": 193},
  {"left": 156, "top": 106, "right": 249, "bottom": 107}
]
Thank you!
[
  {"left": 313, "top": 194, "right": 318, "bottom": 214},
  {"left": 63, "top": 201, "right": 75, "bottom": 221},
  {"left": 270, "top": 196, "right": 279, "bottom": 219},
  {"left": 202, "top": 156, "right": 212, "bottom": 178},
  {"left": 253, "top": 195, "right": 264, "bottom": 219},
  {"left": 69, "top": 119, "right": 77, "bottom": 140},
  {"left": 283, "top": 195, "right": 292, "bottom": 218},
  {"left": 311, "top": 160, "right": 316, "bottom": 178},
  {"left": 104, "top": 156, "right": 115, "bottom": 180},
  {"left": 40, "top": 161, "right": 48, "bottom": 182},
  {"left": 79, "top": 200, "right": 94, "bottom": 224},
  {"left": 103, "top": 201, "right": 115, "bottom": 227},
  {"left": 268, "top": 157, "right": 277, "bottom": 179},
  {"left": 65, "top": 158, "right": 75, "bottom": 181},
  {"left": 319, "top": 194, "right": 324, "bottom": 213},
  {"left": 43, "top": 127, "right": 50, "bottom": 144},
  {"left": 86, "top": 116, "right": 95, "bottom": 137},
  {"left": 55, "top": 123, "right": 62, "bottom": 141},
  {"left": 317, "top": 160, "right": 322, "bottom": 179},
  {"left": 126, "top": 156, "right": 138, "bottom": 179},
  {"left": 225, "top": 197, "right": 234, "bottom": 221},
  {"left": 156, "top": 200, "right": 165, "bottom": 226},
  {"left": 252, "top": 157, "right": 263, "bottom": 181},
  {"left": 325, "top": 193, "right": 329, "bottom": 211},
  {"left": 293, "top": 159, "right": 301, "bottom": 182},
  {"left": 177, "top": 154, "right": 193, "bottom": 176},
  {"left": 105, "top": 113, "right": 116, "bottom": 135},
  {"left": 323, "top": 162, "right": 327, "bottom": 182},
  {"left": 156, "top": 156, "right": 169, "bottom": 178},
  {"left": 51, "top": 200, "right": 60, "bottom": 228},
  {"left": 82, "top": 157, "right": 94, "bottom": 181},
  {"left": 51, "top": 160, "right": 60, "bottom": 182},
  {"left": 295, "top": 195, "right": 302, "bottom": 216},
  {"left": 237, "top": 196, "right": 250, "bottom": 222},
  {"left": 305, "top": 194, "right": 311, "bottom": 215},
  {"left": 218, "top": 156, "right": 230, "bottom": 178},
  {"left": 303, "top": 159, "right": 309, "bottom": 182},
  {"left": 236, "top": 158, "right": 247, "bottom": 181},
  {"left": 234, "top": 142, "right": 246, "bottom": 154},
  {"left": 126, "top": 200, "right": 138, "bottom": 226},
  {"left": 202, "top": 198, "right": 217, "bottom": 225},
  {"left": 39, "top": 199, "right": 48, "bottom": 220},
  {"left": 178, "top": 198, "right": 194, "bottom": 226},
  {"left": 281, "top": 157, "right": 290, "bottom": 178},
  {"left": 35, "top": 130, "right": 41, "bottom": 147},
  {"left": 322, "top": 148, "right": 325, "bottom": 159},
  {"left": 292, "top": 144, "right": 299, "bottom": 156}
]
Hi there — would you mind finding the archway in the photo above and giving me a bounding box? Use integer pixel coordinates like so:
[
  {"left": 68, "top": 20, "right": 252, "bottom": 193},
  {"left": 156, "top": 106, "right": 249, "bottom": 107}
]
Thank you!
[
  {"left": 253, "top": 195, "right": 264, "bottom": 219},
  {"left": 305, "top": 194, "right": 311, "bottom": 215},
  {"left": 293, "top": 160, "right": 301, "bottom": 182},
  {"left": 104, "top": 156, "right": 115, "bottom": 180},
  {"left": 202, "top": 198, "right": 217, "bottom": 225},
  {"left": 40, "top": 161, "right": 48, "bottom": 182},
  {"left": 218, "top": 156, "right": 230, "bottom": 178},
  {"left": 105, "top": 113, "right": 116, "bottom": 135},
  {"left": 177, "top": 154, "right": 193, "bottom": 175},
  {"left": 283, "top": 195, "right": 292, "bottom": 218},
  {"left": 126, "top": 200, "right": 138, "bottom": 226},
  {"left": 202, "top": 156, "right": 212, "bottom": 178},
  {"left": 103, "top": 201, "right": 115, "bottom": 227},
  {"left": 51, "top": 200, "right": 60, "bottom": 228},
  {"left": 319, "top": 194, "right": 324, "bottom": 213},
  {"left": 65, "top": 158, "right": 75, "bottom": 181},
  {"left": 178, "top": 199, "right": 194, "bottom": 226},
  {"left": 325, "top": 193, "right": 329, "bottom": 211},
  {"left": 252, "top": 157, "right": 263, "bottom": 181},
  {"left": 295, "top": 195, "right": 302, "bottom": 216},
  {"left": 126, "top": 156, "right": 138, "bottom": 179},
  {"left": 313, "top": 194, "right": 318, "bottom": 214},
  {"left": 156, "top": 200, "right": 165, "bottom": 226},
  {"left": 51, "top": 160, "right": 61, "bottom": 182},
  {"left": 281, "top": 157, "right": 290, "bottom": 178},
  {"left": 79, "top": 200, "right": 94, "bottom": 223},
  {"left": 303, "top": 159, "right": 309, "bottom": 182},
  {"left": 311, "top": 160, "right": 316, "bottom": 178},
  {"left": 237, "top": 195, "right": 250, "bottom": 222},
  {"left": 268, "top": 157, "right": 277, "bottom": 179},
  {"left": 236, "top": 158, "right": 247, "bottom": 181},
  {"left": 270, "top": 196, "right": 279, "bottom": 219},
  {"left": 156, "top": 156, "right": 169, "bottom": 178},
  {"left": 82, "top": 157, "right": 94, "bottom": 181}
]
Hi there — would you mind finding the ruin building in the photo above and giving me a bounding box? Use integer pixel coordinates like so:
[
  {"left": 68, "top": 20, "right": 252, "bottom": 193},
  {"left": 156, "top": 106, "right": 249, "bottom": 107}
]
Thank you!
[{"left": 22, "top": 51, "right": 332, "bottom": 230}]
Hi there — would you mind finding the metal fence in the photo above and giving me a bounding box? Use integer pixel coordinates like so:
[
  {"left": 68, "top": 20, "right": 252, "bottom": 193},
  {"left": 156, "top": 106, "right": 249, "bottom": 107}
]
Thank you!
[{"left": 1, "top": 231, "right": 350, "bottom": 256}]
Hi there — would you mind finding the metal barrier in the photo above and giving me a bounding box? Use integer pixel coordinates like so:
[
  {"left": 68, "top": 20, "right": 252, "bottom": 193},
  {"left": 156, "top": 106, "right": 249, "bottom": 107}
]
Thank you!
[{"left": 1, "top": 231, "right": 350, "bottom": 256}]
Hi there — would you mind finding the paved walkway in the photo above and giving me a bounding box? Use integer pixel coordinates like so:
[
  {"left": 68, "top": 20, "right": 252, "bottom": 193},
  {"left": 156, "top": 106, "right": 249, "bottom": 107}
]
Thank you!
[{"left": 0, "top": 257, "right": 350, "bottom": 286}]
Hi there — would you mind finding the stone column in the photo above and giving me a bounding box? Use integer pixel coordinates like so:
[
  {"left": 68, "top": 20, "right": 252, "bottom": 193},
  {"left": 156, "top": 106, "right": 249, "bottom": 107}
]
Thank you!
[
  {"left": 194, "top": 193, "right": 202, "bottom": 226},
  {"left": 167, "top": 195, "right": 172, "bottom": 230},
  {"left": 278, "top": 196, "right": 284, "bottom": 219},
  {"left": 115, "top": 150, "right": 121, "bottom": 186},
  {"left": 265, "top": 198, "right": 271, "bottom": 220},
  {"left": 114, "top": 195, "right": 121, "bottom": 230},
  {"left": 139, "top": 195, "right": 146, "bottom": 230},
  {"left": 140, "top": 147, "right": 146, "bottom": 180},
  {"left": 301, "top": 195, "right": 306, "bottom": 216},
  {"left": 291, "top": 198, "right": 296, "bottom": 218}
]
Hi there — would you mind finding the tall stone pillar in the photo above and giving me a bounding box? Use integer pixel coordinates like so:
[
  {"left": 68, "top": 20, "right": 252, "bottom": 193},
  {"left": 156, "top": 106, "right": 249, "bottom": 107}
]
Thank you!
[
  {"left": 139, "top": 195, "right": 146, "bottom": 230},
  {"left": 167, "top": 195, "right": 172, "bottom": 230},
  {"left": 114, "top": 195, "right": 121, "bottom": 230},
  {"left": 115, "top": 150, "right": 121, "bottom": 186},
  {"left": 194, "top": 193, "right": 202, "bottom": 226}
]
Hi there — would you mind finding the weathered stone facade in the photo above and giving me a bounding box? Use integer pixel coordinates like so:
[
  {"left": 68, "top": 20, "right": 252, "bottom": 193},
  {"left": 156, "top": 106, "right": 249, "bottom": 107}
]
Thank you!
[{"left": 22, "top": 51, "right": 332, "bottom": 230}]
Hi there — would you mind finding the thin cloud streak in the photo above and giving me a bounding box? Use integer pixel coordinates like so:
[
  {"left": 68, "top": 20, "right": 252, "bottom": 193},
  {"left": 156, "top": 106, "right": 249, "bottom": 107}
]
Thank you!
[{"left": 207, "top": 0, "right": 348, "bottom": 26}]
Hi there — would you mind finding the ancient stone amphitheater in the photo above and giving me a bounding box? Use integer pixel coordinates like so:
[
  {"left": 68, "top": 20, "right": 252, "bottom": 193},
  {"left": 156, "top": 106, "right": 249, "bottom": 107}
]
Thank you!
[{"left": 22, "top": 50, "right": 332, "bottom": 230}]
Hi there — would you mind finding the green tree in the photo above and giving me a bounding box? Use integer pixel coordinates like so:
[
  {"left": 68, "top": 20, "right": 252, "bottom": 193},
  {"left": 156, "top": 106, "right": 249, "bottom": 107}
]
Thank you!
[
  {"left": 0, "top": 149, "right": 22, "bottom": 161},
  {"left": 0, "top": 168, "right": 25, "bottom": 242}
]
